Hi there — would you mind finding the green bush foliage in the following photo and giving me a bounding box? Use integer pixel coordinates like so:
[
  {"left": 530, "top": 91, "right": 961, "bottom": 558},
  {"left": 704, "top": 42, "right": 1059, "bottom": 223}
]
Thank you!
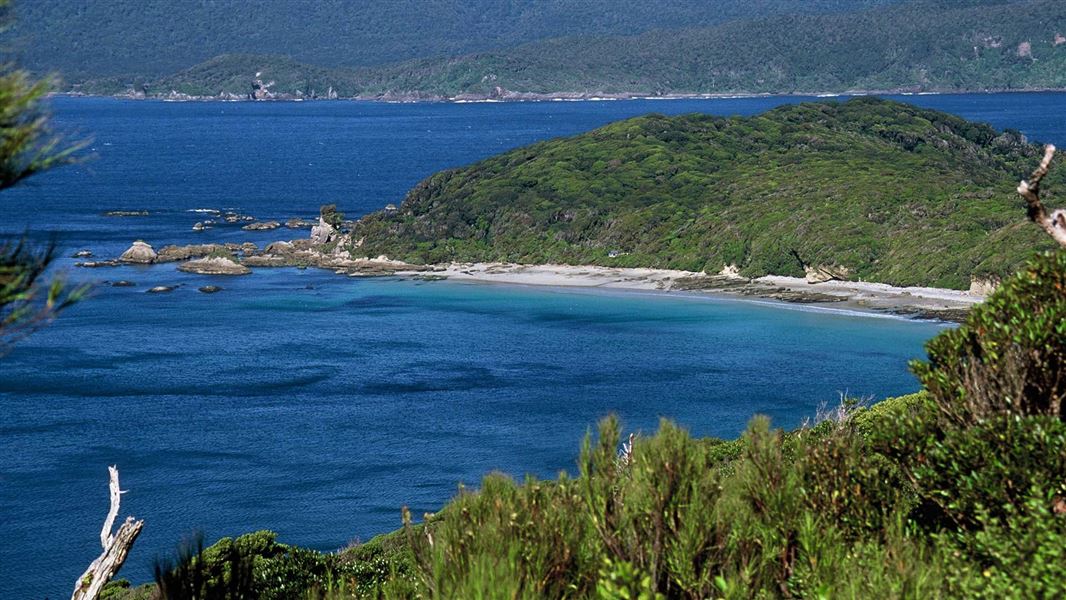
[{"left": 912, "top": 249, "right": 1066, "bottom": 423}]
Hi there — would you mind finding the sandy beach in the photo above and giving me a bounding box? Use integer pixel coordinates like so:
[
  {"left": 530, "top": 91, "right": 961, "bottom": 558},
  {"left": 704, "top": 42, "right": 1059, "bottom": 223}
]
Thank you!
[{"left": 406, "top": 263, "right": 983, "bottom": 321}]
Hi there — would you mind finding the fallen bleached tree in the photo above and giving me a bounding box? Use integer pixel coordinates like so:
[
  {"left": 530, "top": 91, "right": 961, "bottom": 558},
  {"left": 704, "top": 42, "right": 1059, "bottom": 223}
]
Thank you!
[
  {"left": 1018, "top": 144, "right": 1066, "bottom": 248},
  {"left": 72, "top": 466, "right": 144, "bottom": 600}
]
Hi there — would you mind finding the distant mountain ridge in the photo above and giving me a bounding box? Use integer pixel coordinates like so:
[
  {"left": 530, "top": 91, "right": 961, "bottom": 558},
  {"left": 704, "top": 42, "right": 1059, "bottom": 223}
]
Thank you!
[
  {"left": 53, "top": 0, "right": 1066, "bottom": 100},
  {"left": 11, "top": 0, "right": 896, "bottom": 79}
]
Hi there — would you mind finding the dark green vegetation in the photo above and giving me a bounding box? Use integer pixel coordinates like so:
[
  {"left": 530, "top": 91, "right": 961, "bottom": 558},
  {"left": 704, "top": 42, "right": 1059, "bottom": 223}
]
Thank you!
[
  {"left": 40, "top": 0, "right": 1066, "bottom": 98},
  {"left": 343, "top": 0, "right": 1066, "bottom": 97},
  {"left": 0, "top": 0, "right": 84, "bottom": 352},
  {"left": 105, "top": 249, "right": 1066, "bottom": 598},
  {"left": 12, "top": 0, "right": 893, "bottom": 82},
  {"left": 353, "top": 98, "right": 1058, "bottom": 289}
]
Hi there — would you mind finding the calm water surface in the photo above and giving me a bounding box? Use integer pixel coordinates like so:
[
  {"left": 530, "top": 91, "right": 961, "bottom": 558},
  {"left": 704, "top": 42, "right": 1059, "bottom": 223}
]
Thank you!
[{"left": 2, "top": 93, "right": 1064, "bottom": 598}]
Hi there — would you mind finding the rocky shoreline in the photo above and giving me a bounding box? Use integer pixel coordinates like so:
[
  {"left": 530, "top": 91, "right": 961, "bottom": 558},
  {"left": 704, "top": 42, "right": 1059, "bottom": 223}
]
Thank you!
[{"left": 76, "top": 206, "right": 981, "bottom": 322}]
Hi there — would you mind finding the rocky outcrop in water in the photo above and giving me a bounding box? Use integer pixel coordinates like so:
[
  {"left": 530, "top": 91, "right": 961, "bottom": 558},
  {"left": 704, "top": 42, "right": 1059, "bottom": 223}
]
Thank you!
[
  {"left": 242, "top": 221, "right": 281, "bottom": 231},
  {"left": 156, "top": 244, "right": 228, "bottom": 263},
  {"left": 119, "top": 241, "right": 158, "bottom": 264},
  {"left": 177, "top": 256, "right": 251, "bottom": 275}
]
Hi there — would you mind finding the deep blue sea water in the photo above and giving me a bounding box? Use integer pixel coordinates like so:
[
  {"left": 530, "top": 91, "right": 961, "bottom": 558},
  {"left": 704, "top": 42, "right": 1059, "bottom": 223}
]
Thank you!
[{"left": 2, "top": 93, "right": 1064, "bottom": 598}]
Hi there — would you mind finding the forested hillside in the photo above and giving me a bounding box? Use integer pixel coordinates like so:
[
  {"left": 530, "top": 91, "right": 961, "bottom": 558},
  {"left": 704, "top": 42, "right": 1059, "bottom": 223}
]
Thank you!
[
  {"left": 10, "top": 0, "right": 894, "bottom": 80},
  {"left": 58, "top": 0, "right": 1066, "bottom": 99},
  {"left": 351, "top": 98, "right": 1060, "bottom": 289}
]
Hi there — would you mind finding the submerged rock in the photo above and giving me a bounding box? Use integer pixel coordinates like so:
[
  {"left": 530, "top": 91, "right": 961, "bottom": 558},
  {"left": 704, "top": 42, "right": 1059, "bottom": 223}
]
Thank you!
[
  {"left": 111, "top": 280, "right": 136, "bottom": 287},
  {"left": 119, "top": 241, "right": 157, "bottom": 264},
  {"left": 76, "top": 260, "right": 121, "bottom": 268},
  {"left": 177, "top": 256, "right": 251, "bottom": 275},
  {"left": 72, "top": 249, "right": 93, "bottom": 258},
  {"left": 198, "top": 285, "right": 223, "bottom": 293},
  {"left": 105, "top": 210, "right": 149, "bottom": 217},
  {"left": 147, "top": 285, "right": 175, "bottom": 293}
]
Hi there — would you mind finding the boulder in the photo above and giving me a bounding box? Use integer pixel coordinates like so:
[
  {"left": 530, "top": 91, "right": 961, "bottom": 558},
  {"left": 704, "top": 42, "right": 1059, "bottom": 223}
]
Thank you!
[
  {"left": 719, "top": 264, "right": 741, "bottom": 278},
  {"left": 969, "top": 276, "right": 999, "bottom": 296},
  {"left": 198, "top": 285, "right": 223, "bottom": 293},
  {"left": 264, "top": 241, "right": 296, "bottom": 255},
  {"left": 804, "top": 264, "right": 850, "bottom": 284},
  {"left": 147, "top": 285, "right": 175, "bottom": 293},
  {"left": 285, "top": 218, "right": 312, "bottom": 229},
  {"left": 119, "top": 241, "right": 157, "bottom": 264},
  {"left": 72, "top": 249, "right": 93, "bottom": 258},
  {"left": 177, "top": 256, "right": 251, "bottom": 275}
]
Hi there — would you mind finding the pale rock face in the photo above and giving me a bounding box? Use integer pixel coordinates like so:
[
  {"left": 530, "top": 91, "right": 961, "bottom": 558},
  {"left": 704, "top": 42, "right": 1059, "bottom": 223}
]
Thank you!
[
  {"left": 804, "top": 264, "right": 850, "bottom": 284},
  {"left": 119, "top": 241, "right": 157, "bottom": 264},
  {"left": 330, "top": 235, "right": 352, "bottom": 258},
  {"left": 177, "top": 256, "right": 251, "bottom": 275},
  {"left": 310, "top": 217, "right": 336, "bottom": 245},
  {"left": 969, "top": 276, "right": 999, "bottom": 296},
  {"left": 719, "top": 264, "right": 741, "bottom": 278}
]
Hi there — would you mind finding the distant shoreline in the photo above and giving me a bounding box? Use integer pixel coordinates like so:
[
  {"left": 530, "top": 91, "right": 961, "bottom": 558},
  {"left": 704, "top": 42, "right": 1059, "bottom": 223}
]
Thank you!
[{"left": 50, "top": 88, "right": 1066, "bottom": 105}]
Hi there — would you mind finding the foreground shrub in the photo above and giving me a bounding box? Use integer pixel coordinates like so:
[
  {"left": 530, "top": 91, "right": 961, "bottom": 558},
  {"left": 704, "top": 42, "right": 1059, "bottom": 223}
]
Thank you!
[{"left": 912, "top": 249, "right": 1065, "bottom": 425}]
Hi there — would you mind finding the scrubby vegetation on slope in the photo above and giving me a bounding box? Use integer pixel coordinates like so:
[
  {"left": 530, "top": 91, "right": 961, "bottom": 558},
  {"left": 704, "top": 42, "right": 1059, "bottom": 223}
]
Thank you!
[
  {"left": 343, "top": 0, "right": 1066, "bottom": 97},
  {"left": 105, "top": 247, "right": 1065, "bottom": 598},
  {"left": 63, "top": 0, "right": 1066, "bottom": 98},
  {"left": 353, "top": 98, "right": 1059, "bottom": 289},
  {"left": 14, "top": 0, "right": 895, "bottom": 81}
]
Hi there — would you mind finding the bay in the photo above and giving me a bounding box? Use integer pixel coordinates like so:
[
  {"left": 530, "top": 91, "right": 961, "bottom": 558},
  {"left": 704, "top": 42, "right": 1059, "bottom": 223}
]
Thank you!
[{"left": 1, "top": 92, "right": 1063, "bottom": 598}]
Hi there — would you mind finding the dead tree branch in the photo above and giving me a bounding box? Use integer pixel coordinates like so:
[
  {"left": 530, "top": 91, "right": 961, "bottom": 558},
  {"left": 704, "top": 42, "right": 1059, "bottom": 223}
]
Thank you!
[
  {"left": 72, "top": 466, "right": 144, "bottom": 600},
  {"left": 1017, "top": 144, "right": 1066, "bottom": 247}
]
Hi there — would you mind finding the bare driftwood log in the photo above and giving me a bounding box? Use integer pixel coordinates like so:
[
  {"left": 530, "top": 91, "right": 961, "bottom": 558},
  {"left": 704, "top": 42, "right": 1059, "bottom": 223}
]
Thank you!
[
  {"left": 72, "top": 466, "right": 144, "bottom": 600},
  {"left": 1017, "top": 144, "right": 1066, "bottom": 248}
]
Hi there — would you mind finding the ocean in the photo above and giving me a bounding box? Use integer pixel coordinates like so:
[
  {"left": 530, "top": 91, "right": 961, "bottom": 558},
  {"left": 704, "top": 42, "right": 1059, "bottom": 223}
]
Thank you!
[{"left": 2, "top": 92, "right": 1064, "bottom": 598}]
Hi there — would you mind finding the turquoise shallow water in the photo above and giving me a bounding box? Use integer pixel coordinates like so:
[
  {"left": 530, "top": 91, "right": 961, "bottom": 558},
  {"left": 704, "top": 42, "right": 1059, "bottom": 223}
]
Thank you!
[{"left": 1, "top": 93, "right": 1064, "bottom": 598}]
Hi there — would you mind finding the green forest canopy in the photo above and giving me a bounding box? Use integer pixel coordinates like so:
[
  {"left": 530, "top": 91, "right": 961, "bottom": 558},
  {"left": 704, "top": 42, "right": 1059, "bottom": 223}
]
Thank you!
[{"left": 352, "top": 98, "right": 1060, "bottom": 289}]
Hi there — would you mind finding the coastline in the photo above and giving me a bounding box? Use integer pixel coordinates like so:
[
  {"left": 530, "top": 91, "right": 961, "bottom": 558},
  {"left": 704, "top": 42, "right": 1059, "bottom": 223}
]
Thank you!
[
  {"left": 404, "top": 263, "right": 982, "bottom": 322},
  {"left": 53, "top": 87, "right": 1066, "bottom": 105}
]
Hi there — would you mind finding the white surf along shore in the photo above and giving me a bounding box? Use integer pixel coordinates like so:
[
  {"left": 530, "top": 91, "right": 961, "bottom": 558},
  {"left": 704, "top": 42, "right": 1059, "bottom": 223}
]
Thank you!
[{"left": 403, "top": 262, "right": 983, "bottom": 321}]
